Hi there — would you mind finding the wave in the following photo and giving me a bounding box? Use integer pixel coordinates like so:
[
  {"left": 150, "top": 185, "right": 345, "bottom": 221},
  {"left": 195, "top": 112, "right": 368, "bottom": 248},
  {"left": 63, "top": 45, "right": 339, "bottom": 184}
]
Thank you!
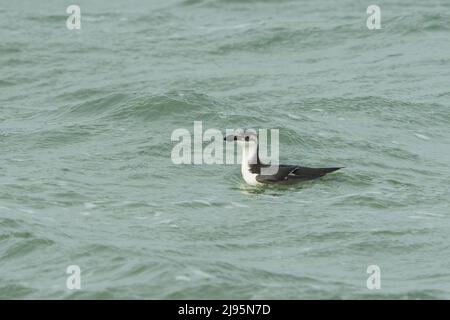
[
  {"left": 210, "top": 25, "right": 352, "bottom": 54},
  {"left": 388, "top": 13, "right": 450, "bottom": 35},
  {"left": 0, "top": 284, "right": 36, "bottom": 299},
  {"left": 51, "top": 90, "right": 229, "bottom": 123},
  {"left": 183, "top": 0, "right": 295, "bottom": 6}
]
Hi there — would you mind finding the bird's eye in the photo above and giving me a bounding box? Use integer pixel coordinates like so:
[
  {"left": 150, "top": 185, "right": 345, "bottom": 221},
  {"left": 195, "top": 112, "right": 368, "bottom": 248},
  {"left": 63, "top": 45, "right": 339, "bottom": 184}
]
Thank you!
[
  {"left": 234, "top": 136, "right": 237, "bottom": 141},
  {"left": 245, "top": 136, "right": 250, "bottom": 141}
]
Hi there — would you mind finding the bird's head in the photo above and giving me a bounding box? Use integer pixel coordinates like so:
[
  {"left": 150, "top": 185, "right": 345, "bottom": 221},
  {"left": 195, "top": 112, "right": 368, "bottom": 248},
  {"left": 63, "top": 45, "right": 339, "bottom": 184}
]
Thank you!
[{"left": 224, "top": 131, "right": 258, "bottom": 147}]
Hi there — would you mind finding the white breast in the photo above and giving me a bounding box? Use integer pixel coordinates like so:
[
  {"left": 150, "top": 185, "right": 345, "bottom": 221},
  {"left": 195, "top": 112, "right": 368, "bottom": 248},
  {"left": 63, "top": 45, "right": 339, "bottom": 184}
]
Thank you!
[
  {"left": 241, "top": 164, "right": 262, "bottom": 186},
  {"left": 239, "top": 141, "right": 263, "bottom": 186}
]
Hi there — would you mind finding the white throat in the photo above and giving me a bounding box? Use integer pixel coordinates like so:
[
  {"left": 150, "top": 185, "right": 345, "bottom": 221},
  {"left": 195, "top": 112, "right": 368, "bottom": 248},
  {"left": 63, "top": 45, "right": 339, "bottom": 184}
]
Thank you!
[
  {"left": 241, "top": 142, "right": 258, "bottom": 165},
  {"left": 240, "top": 142, "right": 261, "bottom": 186}
]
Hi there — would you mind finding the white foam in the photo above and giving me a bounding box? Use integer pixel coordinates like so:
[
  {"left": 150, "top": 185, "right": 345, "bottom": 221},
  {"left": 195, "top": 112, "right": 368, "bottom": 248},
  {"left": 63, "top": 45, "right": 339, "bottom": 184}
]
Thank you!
[{"left": 414, "top": 133, "right": 430, "bottom": 140}]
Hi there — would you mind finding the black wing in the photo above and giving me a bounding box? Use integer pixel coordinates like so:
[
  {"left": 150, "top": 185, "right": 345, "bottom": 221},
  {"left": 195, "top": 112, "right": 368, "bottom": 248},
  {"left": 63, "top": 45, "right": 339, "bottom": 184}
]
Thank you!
[{"left": 256, "top": 165, "right": 342, "bottom": 184}]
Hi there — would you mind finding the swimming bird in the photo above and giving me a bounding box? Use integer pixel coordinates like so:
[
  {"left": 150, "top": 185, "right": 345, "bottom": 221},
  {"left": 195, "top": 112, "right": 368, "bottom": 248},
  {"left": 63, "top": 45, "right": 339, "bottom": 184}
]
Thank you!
[{"left": 224, "top": 132, "right": 342, "bottom": 186}]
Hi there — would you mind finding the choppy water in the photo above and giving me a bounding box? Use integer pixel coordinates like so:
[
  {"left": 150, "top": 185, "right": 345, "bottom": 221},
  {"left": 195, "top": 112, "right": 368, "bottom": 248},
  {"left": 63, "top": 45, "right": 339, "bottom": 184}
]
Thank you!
[{"left": 1, "top": 0, "right": 450, "bottom": 299}]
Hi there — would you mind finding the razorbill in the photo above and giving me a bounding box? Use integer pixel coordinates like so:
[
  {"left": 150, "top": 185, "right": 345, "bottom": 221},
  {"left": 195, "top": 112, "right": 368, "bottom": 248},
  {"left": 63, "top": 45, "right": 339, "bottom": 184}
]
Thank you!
[{"left": 224, "top": 132, "right": 342, "bottom": 186}]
